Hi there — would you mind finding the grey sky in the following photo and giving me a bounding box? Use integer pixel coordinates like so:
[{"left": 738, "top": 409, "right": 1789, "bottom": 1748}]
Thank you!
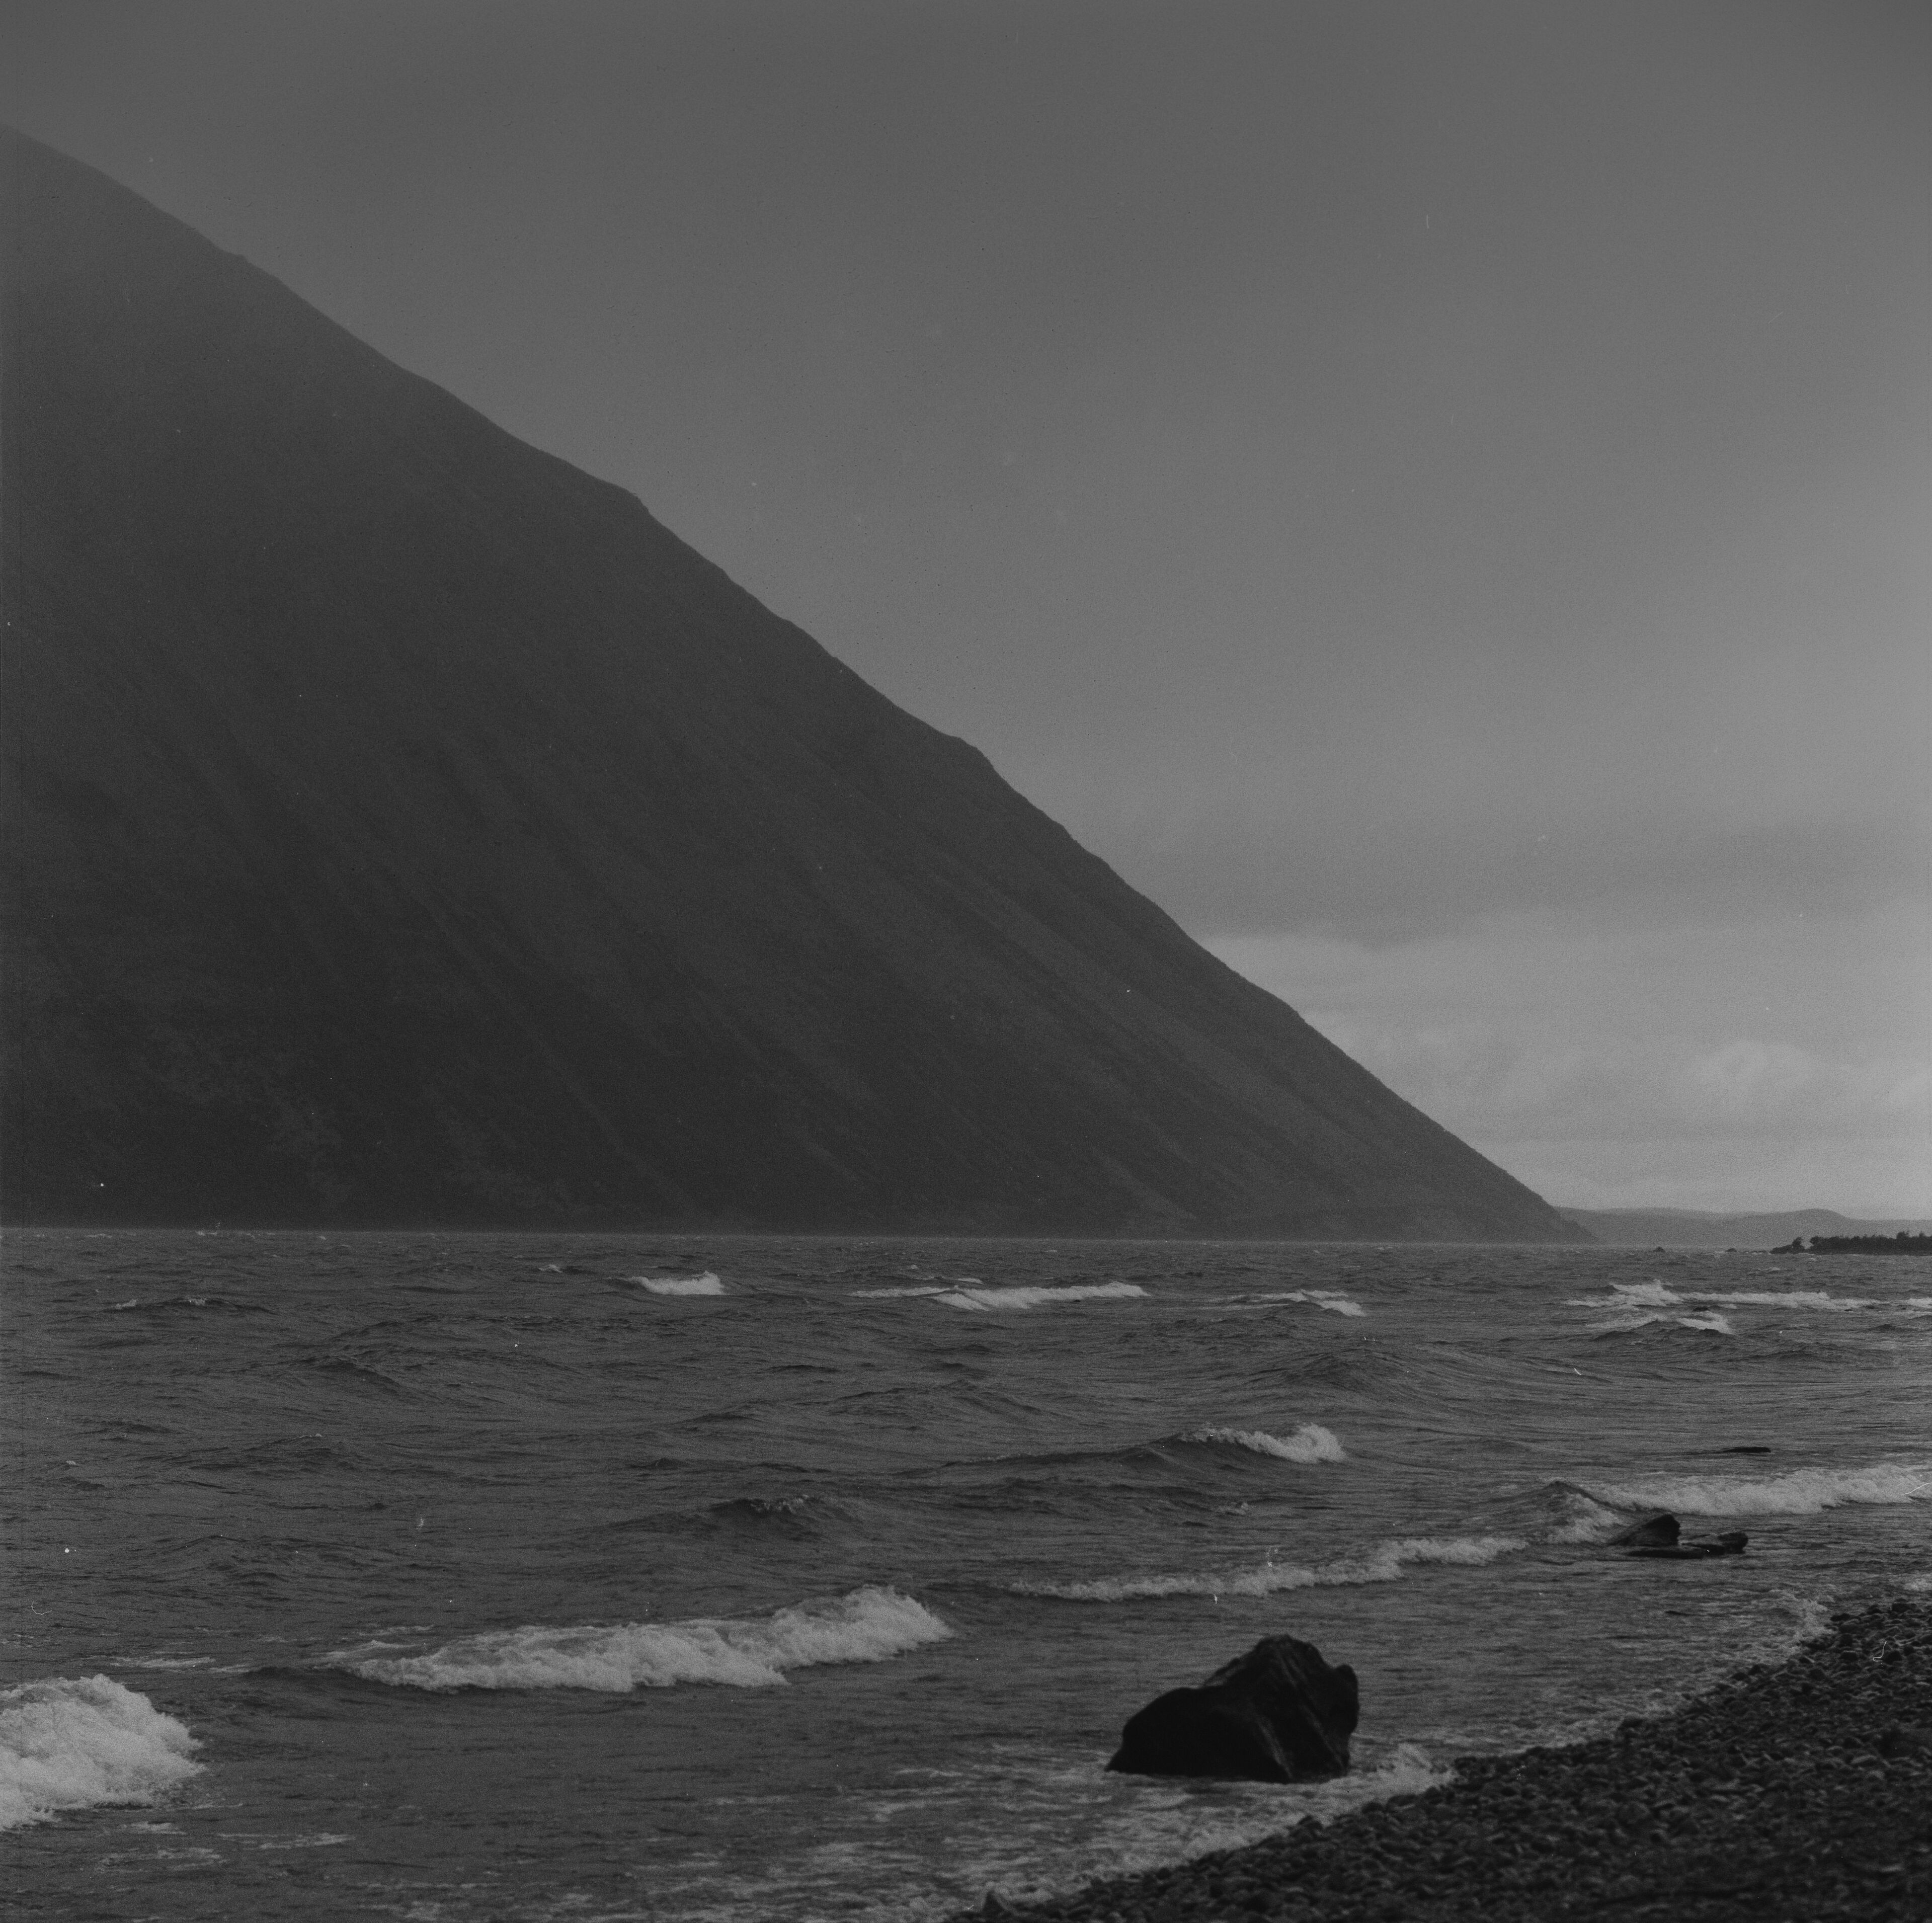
[{"left": 6, "top": 0, "right": 1926, "bottom": 1212}]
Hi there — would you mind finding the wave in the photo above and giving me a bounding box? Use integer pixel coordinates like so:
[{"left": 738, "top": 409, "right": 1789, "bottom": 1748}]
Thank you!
[
  {"left": 1, "top": 1677, "right": 202, "bottom": 1831},
  {"left": 1582, "top": 1461, "right": 1932, "bottom": 1516},
  {"left": 105, "top": 1294, "right": 269, "bottom": 1314},
  {"left": 1181, "top": 1424, "right": 1346, "bottom": 1464},
  {"left": 1219, "top": 1290, "right": 1366, "bottom": 1317},
  {"left": 1546, "top": 1489, "right": 1629, "bottom": 1543},
  {"left": 1698, "top": 1290, "right": 1874, "bottom": 1309},
  {"left": 1588, "top": 1308, "right": 1734, "bottom": 1335},
  {"left": 1571, "top": 1280, "right": 1874, "bottom": 1316},
  {"left": 932, "top": 1283, "right": 1146, "bottom": 1312},
  {"left": 321, "top": 1585, "right": 951, "bottom": 1692},
  {"left": 630, "top": 1272, "right": 725, "bottom": 1296},
  {"left": 1015, "top": 1533, "right": 1524, "bottom": 1601}
]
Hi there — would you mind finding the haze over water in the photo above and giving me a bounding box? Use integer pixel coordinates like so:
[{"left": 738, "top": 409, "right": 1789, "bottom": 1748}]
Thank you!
[{"left": 6, "top": 1231, "right": 1929, "bottom": 1919}]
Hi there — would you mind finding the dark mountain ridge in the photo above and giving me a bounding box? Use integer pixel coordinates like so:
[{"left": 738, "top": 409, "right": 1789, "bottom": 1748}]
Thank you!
[{"left": 1, "top": 129, "right": 1583, "bottom": 1239}]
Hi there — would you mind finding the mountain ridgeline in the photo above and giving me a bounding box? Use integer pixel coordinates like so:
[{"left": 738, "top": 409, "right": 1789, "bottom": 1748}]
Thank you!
[{"left": 0, "top": 130, "right": 1583, "bottom": 1239}]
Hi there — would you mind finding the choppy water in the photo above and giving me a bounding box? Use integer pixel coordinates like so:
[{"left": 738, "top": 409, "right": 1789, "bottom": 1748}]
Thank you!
[{"left": 5, "top": 1231, "right": 1929, "bottom": 1919}]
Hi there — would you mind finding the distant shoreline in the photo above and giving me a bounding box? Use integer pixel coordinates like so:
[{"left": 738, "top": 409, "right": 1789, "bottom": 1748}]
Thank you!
[
  {"left": 1772, "top": 1234, "right": 1932, "bottom": 1257},
  {"left": 959, "top": 1595, "right": 1931, "bottom": 1921}
]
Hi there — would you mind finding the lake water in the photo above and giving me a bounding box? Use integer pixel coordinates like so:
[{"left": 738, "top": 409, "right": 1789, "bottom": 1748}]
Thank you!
[{"left": 6, "top": 1230, "right": 1929, "bottom": 1919}]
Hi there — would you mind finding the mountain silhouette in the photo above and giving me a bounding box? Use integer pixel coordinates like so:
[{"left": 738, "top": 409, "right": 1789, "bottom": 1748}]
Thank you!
[{"left": 0, "top": 129, "right": 1584, "bottom": 1239}]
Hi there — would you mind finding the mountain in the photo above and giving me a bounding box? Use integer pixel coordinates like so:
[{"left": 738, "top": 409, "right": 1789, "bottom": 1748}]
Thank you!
[
  {"left": 0, "top": 129, "right": 1584, "bottom": 1239},
  {"left": 1559, "top": 1208, "right": 1932, "bottom": 1250}
]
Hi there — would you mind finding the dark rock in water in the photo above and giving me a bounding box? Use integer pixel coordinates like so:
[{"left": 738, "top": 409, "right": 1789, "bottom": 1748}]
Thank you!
[
  {"left": 1609, "top": 1513, "right": 1680, "bottom": 1548},
  {"left": 1106, "top": 1635, "right": 1357, "bottom": 1783},
  {"left": 0, "top": 127, "right": 1595, "bottom": 1242},
  {"left": 1629, "top": 1530, "right": 1747, "bottom": 1560}
]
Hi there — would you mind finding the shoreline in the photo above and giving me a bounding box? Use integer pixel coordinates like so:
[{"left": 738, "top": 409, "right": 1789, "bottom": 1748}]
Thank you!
[{"left": 961, "top": 1595, "right": 1931, "bottom": 1922}]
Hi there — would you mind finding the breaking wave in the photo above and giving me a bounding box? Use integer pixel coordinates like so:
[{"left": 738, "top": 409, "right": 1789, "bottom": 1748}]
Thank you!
[
  {"left": 1589, "top": 1307, "right": 1735, "bottom": 1335},
  {"left": 2, "top": 1676, "right": 202, "bottom": 1830},
  {"left": 932, "top": 1283, "right": 1146, "bottom": 1312},
  {"left": 1571, "top": 1279, "right": 1877, "bottom": 1319},
  {"left": 1582, "top": 1461, "right": 1932, "bottom": 1516},
  {"left": 1221, "top": 1290, "right": 1366, "bottom": 1317},
  {"left": 630, "top": 1272, "right": 725, "bottom": 1296},
  {"left": 1015, "top": 1534, "right": 1523, "bottom": 1601},
  {"left": 1546, "top": 1488, "right": 1629, "bottom": 1543},
  {"left": 1181, "top": 1424, "right": 1346, "bottom": 1464},
  {"left": 321, "top": 1585, "right": 951, "bottom": 1692}
]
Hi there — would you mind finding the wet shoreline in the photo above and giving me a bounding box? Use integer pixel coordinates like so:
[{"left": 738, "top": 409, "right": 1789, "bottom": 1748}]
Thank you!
[{"left": 960, "top": 1595, "right": 1932, "bottom": 1921}]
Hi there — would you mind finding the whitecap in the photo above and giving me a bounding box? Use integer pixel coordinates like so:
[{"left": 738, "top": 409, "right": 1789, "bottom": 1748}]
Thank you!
[
  {"left": 630, "top": 1271, "right": 725, "bottom": 1296},
  {"left": 1583, "top": 1461, "right": 1932, "bottom": 1516},
  {"left": 1015, "top": 1534, "right": 1524, "bottom": 1601},
  {"left": 1182, "top": 1424, "right": 1346, "bottom": 1464},
  {"left": 1574, "top": 1281, "right": 1877, "bottom": 1317},
  {"left": 1, "top": 1677, "right": 202, "bottom": 1831},
  {"left": 1568, "top": 1280, "right": 1680, "bottom": 1309},
  {"left": 1228, "top": 1290, "right": 1366, "bottom": 1317},
  {"left": 323, "top": 1584, "right": 950, "bottom": 1693},
  {"left": 849, "top": 1285, "right": 951, "bottom": 1299},
  {"left": 1691, "top": 1290, "right": 1873, "bottom": 1310},
  {"left": 1587, "top": 1308, "right": 1733, "bottom": 1335},
  {"left": 931, "top": 1283, "right": 1146, "bottom": 1312},
  {"left": 1548, "top": 1491, "right": 1627, "bottom": 1543}
]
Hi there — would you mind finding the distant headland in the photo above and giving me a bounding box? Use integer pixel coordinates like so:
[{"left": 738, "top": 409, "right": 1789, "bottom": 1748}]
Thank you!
[
  {"left": 1771, "top": 1232, "right": 1932, "bottom": 1256},
  {"left": 1559, "top": 1207, "right": 1932, "bottom": 1250}
]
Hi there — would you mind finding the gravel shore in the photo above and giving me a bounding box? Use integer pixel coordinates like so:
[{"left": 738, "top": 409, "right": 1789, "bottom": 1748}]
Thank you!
[{"left": 963, "top": 1595, "right": 1932, "bottom": 1922}]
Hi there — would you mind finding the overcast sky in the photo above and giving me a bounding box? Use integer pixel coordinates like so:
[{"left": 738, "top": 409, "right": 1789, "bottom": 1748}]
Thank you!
[{"left": 7, "top": 0, "right": 1926, "bottom": 1215}]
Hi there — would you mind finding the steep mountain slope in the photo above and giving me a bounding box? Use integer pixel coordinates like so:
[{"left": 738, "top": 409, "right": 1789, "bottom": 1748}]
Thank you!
[{"left": 1, "top": 130, "right": 1583, "bottom": 1237}]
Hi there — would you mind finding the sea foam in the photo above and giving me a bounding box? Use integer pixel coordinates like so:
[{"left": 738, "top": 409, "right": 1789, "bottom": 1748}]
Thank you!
[
  {"left": 932, "top": 1283, "right": 1146, "bottom": 1312},
  {"left": 1226, "top": 1290, "right": 1366, "bottom": 1317},
  {"left": 1588, "top": 1307, "right": 1734, "bottom": 1335},
  {"left": 324, "top": 1585, "right": 951, "bottom": 1692},
  {"left": 1571, "top": 1280, "right": 1875, "bottom": 1316},
  {"left": 1584, "top": 1461, "right": 1932, "bottom": 1516},
  {"left": 1, "top": 1676, "right": 202, "bottom": 1830},
  {"left": 630, "top": 1271, "right": 725, "bottom": 1296},
  {"left": 1183, "top": 1424, "right": 1346, "bottom": 1463},
  {"left": 1016, "top": 1534, "right": 1523, "bottom": 1601}
]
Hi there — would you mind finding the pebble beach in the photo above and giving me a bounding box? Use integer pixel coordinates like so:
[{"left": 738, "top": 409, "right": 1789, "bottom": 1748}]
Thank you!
[{"left": 964, "top": 1596, "right": 1932, "bottom": 1922}]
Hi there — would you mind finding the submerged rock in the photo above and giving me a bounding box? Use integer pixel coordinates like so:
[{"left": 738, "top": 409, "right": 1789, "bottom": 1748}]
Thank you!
[
  {"left": 1106, "top": 1634, "right": 1357, "bottom": 1783},
  {"left": 1629, "top": 1530, "right": 1748, "bottom": 1560}
]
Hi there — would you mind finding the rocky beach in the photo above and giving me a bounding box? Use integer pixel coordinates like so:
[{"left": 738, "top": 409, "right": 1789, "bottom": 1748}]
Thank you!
[{"left": 967, "top": 1596, "right": 1932, "bottom": 1922}]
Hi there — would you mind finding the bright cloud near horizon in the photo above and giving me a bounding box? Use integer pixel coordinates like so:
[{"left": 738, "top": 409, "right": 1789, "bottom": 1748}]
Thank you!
[{"left": 7, "top": 0, "right": 1926, "bottom": 1215}]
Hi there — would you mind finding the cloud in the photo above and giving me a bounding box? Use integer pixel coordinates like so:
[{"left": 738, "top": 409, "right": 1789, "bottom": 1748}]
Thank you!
[
  {"left": 1039, "top": 792, "right": 1927, "bottom": 945},
  {"left": 1208, "top": 902, "right": 1932, "bottom": 1216}
]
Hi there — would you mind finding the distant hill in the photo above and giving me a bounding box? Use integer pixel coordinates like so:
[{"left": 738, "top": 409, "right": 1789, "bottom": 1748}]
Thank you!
[
  {"left": 0, "top": 128, "right": 1585, "bottom": 1239},
  {"left": 1559, "top": 1208, "right": 1932, "bottom": 1250}
]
